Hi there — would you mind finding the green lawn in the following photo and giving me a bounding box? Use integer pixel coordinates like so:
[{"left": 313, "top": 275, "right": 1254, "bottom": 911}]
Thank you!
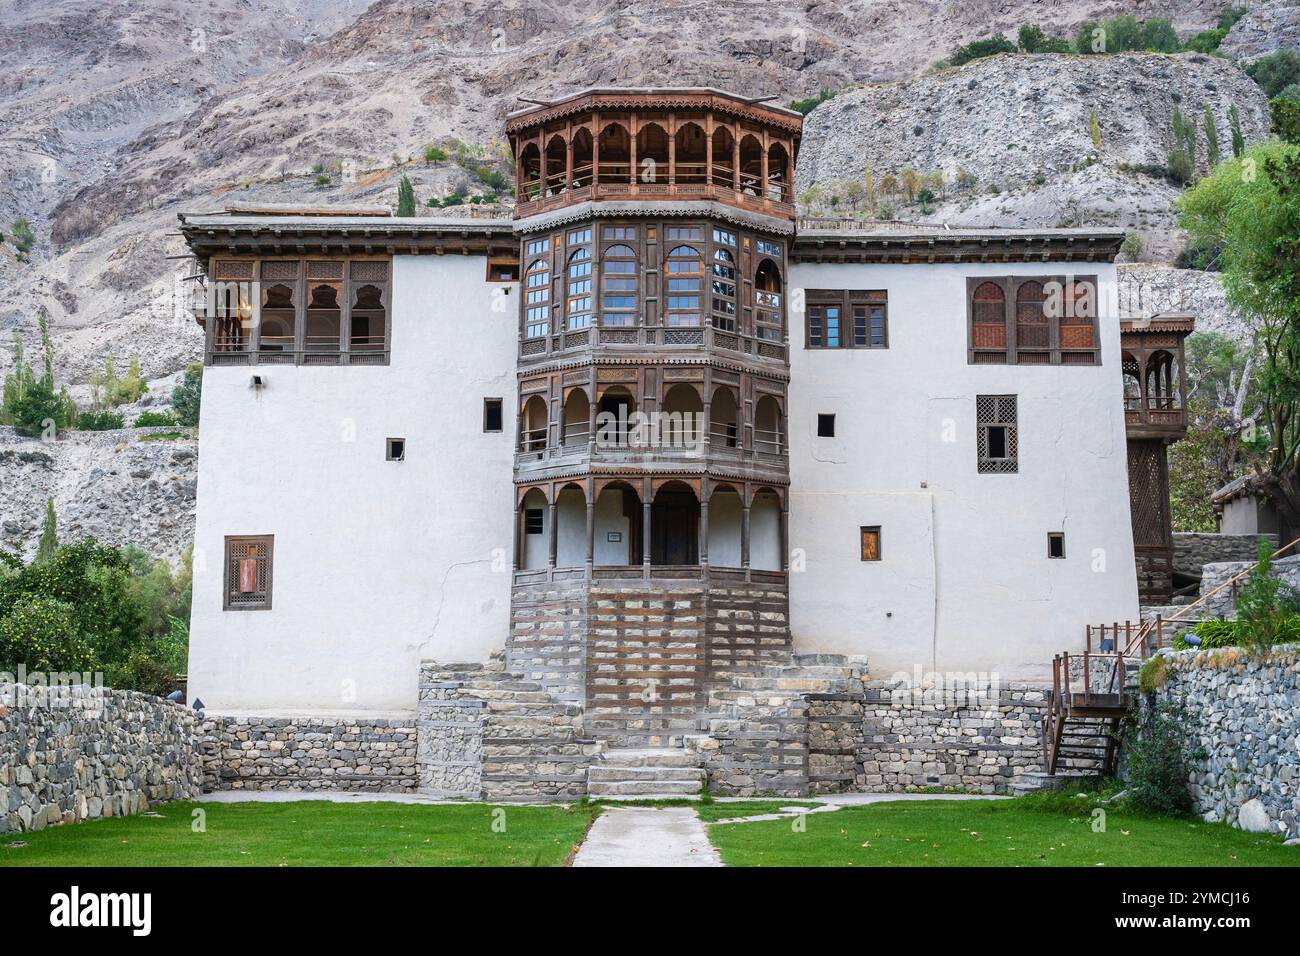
[
  {"left": 704, "top": 799, "right": 1300, "bottom": 867},
  {"left": 694, "top": 800, "right": 822, "bottom": 822},
  {"left": 0, "top": 800, "right": 599, "bottom": 867}
]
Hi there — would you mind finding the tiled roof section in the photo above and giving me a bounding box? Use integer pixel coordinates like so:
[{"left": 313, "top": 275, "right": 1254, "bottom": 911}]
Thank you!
[
  {"left": 792, "top": 225, "right": 1128, "bottom": 263},
  {"left": 177, "top": 211, "right": 515, "bottom": 257},
  {"left": 1120, "top": 314, "right": 1196, "bottom": 333},
  {"left": 505, "top": 87, "right": 803, "bottom": 134},
  {"left": 1212, "top": 473, "right": 1264, "bottom": 506},
  {"left": 513, "top": 199, "right": 795, "bottom": 236}
]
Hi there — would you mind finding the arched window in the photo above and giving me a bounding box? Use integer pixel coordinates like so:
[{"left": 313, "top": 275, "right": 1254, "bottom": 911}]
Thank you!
[
  {"left": 518, "top": 143, "right": 542, "bottom": 201},
  {"left": 710, "top": 247, "right": 737, "bottom": 332},
  {"left": 566, "top": 230, "right": 592, "bottom": 330},
  {"left": 754, "top": 259, "right": 782, "bottom": 341},
  {"left": 739, "top": 135, "right": 763, "bottom": 196},
  {"left": 545, "top": 135, "right": 567, "bottom": 195},
  {"left": 350, "top": 283, "right": 385, "bottom": 352},
  {"left": 636, "top": 123, "right": 668, "bottom": 183},
  {"left": 598, "top": 123, "right": 630, "bottom": 184},
  {"left": 1015, "top": 280, "right": 1049, "bottom": 363},
  {"left": 711, "top": 126, "right": 734, "bottom": 189},
  {"left": 665, "top": 245, "right": 703, "bottom": 326},
  {"left": 601, "top": 243, "right": 638, "bottom": 326},
  {"left": 260, "top": 283, "right": 296, "bottom": 351},
  {"left": 1059, "top": 279, "right": 1097, "bottom": 363},
  {"left": 674, "top": 122, "right": 707, "bottom": 185},
  {"left": 767, "top": 142, "right": 790, "bottom": 202},
  {"left": 525, "top": 258, "right": 550, "bottom": 338},
  {"left": 971, "top": 281, "right": 1007, "bottom": 363},
  {"left": 571, "top": 128, "right": 594, "bottom": 188},
  {"left": 305, "top": 281, "right": 341, "bottom": 351}
]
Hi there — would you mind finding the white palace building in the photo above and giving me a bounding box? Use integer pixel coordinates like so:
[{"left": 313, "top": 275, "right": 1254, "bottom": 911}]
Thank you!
[{"left": 178, "top": 90, "right": 1191, "bottom": 795}]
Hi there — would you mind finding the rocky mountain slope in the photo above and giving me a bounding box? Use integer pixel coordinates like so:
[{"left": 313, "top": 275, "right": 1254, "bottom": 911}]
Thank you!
[
  {"left": 797, "top": 52, "right": 1273, "bottom": 260},
  {"left": 1, "top": 0, "right": 1297, "bottom": 562}
]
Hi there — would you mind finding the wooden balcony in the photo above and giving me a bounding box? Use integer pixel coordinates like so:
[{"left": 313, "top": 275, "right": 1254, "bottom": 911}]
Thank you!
[
  {"left": 1123, "top": 399, "right": 1187, "bottom": 440},
  {"left": 515, "top": 177, "right": 793, "bottom": 221},
  {"left": 519, "top": 322, "right": 787, "bottom": 364}
]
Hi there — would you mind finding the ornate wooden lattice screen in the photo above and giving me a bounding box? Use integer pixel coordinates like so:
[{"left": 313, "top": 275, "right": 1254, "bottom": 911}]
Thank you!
[
  {"left": 977, "top": 394, "right": 1019, "bottom": 473},
  {"left": 1127, "top": 440, "right": 1170, "bottom": 547},
  {"left": 224, "top": 535, "right": 274, "bottom": 610}
]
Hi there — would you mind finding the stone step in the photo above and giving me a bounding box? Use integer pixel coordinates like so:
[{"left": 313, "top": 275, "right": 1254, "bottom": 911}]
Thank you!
[
  {"left": 599, "top": 747, "right": 700, "bottom": 768},
  {"left": 586, "top": 778, "right": 704, "bottom": 797},
  {"left": 588, "top": 765, "right": 706, "bottom": 782}
]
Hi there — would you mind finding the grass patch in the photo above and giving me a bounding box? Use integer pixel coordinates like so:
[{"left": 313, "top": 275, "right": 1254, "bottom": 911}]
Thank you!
[
  {"left": 705, "top": 798, "right": 1297, "bottom": 867},
  {"left": 0, "top": 800, "right": 600, "bottom": 867},
  {"left": 137, "top": 430, "right": 188, "bottom": 442},
  {"left": 695, "top": 801, "right": 822, "bottom": 822}
]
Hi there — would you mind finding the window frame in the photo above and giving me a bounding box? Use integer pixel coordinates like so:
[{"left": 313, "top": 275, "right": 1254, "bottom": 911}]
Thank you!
[
  {"left": 483, "top": 397, "right": 504, "bottom": 432},
  {"left": 804, "top": 290, "right": 888, "bottom": 349},
  {"left": 817, "top": 413, "right": 836, "bottom": 438},
  {"left": 223, "top": 535, "right": 274, "bottom": 611},
  {"left": 977, "top": 394, "right": 1019, "bottom": 474},
  {"left": 1048, "top": 532, "right": 1066, "bottom": 559},
  {"left": 386, "top": 437, "right": 406, "bottom": 461},
  {"left": 966, "top": 275, "right": 1100, "bottom": 366},
  {"left": 860, "top": 526, "right": 881, "bottom": 562}
]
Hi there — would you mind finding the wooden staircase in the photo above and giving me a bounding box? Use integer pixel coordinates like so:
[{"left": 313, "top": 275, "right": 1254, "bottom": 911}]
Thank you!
[
  {"left": 1043, "top": 622, "right": 1149, "bottom": 776},
  {"left": 1042, "top": 535, "right": 1300, "bottom": 776}
]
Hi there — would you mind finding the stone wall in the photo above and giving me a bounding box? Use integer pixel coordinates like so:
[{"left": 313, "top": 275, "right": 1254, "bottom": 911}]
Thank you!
[
  {"left": 1197, "top": 554, "right": 1300, "bottom": 619},
  {"left": 1173, "top": 532, "right": 1272, "bottom": 579},
  {"left": 197, "top": 715, "right": 417, "bottom": 792},
  {"left": 853, "top": 680, "right": 1048, "bottom": 793},
  {"left": 1153, "top": 644, "right": 1300, "bottom": 840},
  {"left": 0, "top": 684, "right": 200, "bottom": 834}
]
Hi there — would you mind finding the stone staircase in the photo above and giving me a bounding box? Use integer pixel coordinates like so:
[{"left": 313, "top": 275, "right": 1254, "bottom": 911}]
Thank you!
[{"left": 586, "top": 747, "right": 706, "bottom": 798}]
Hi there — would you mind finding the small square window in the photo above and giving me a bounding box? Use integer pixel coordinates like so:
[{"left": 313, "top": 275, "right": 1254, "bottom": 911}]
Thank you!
[
  {"left": 524, "top": 509, "right": 544, "bottom": 535},
  {"left": 484, "top": 398, "right": 504, "bottom": 432},
  {"left": 817, "top": 413, "right": 836, "bottom": 438},
  {"left": 224, "top": 535, "right": 273, "bottom": 610},
  {"left": 1048, "top": 532, "right": 1065, "bottom": 559},
  {"left": 487, "top": 258, "right": 519, "bottom": 282},
  {"left": 860, "top": 526, "right": 881, "bottom": 561},
  {"left": 386, "top": 438, "right": 405, "bottom": 461}
]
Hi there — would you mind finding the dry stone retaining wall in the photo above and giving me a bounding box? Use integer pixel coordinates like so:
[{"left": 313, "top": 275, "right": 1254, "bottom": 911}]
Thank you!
[
  {"left": 1152, "top": 644, "right": 1300, "bottom": 840},
  {"left": 0, "top": 684, "right": 200, "bottom": 834},
  {"left": 1173, "top": 532, "right": 1272, "bottom": 579},
  {"left": 197, "top": 715, "right": 417, "bottom": 792}
]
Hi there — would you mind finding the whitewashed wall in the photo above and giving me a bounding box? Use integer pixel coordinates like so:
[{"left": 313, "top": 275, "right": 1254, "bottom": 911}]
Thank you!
[
  {"left": 785, "top": 262, "right": 1138, "bottom": 682},
  {"left": 188, "top": 256, "right": 517, "bottom": 715}
]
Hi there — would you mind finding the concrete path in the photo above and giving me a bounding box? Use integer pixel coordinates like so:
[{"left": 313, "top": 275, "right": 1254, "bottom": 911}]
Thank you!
[{"left": 571, "top": 806, "right": 722, "bottom": 867}]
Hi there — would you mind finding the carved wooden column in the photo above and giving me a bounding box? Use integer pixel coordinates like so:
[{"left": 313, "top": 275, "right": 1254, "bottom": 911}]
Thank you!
[
  {"left": 642, "top": 477, "right": 653, "bottom": 578},
  {"left": 700, "top": 477, "right": 710, "bottom": 569},
  {"left": 668, "top": 112, "right": 677, "bottom": 187},
  {"left": 705, "top": 113, "right": 714, "bottom": 186},
  {"left": 512, "top": 503, "right": 521, "bottom": 572},
  {"left": 588, "top": 386, "right": 598, "bottom": 452},
  {"left": 630, "top": 113, "right": 639, "bottom": 186},
  {"left": 592, "top": 112, "right": 601, "bottom": 187},
  {"left": 741, "top": 491, "right": 752, "bottom": 571},
  {"left": 780, "top": 498, "right": 790, "bottom": 573},
  {"left": 547, "top": 497, "right": 559, "bottom": 572},
  {"left": 585, "top": 482, "right": 596, "bottom": 574}
]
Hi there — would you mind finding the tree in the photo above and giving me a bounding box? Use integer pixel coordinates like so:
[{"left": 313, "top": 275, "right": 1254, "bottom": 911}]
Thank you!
[
  {"left": 1074, "top": 21, "right": 1102, "bottom": 54},
  {"left": 1273, "top": 97, "right": 1300, "bottom": 145},
  {"left": 35, "top": 498, "right": 57, "bottom": 565},
  {"left": 899, "top": 167, "right": 920, "bottom": 203},
  {"left": 1018, "top": 25, "right": 1045, "bottom": 52},
  {"left": 1204, "top": 104, "right": 1221, "bottom": 169},
  {"left": 1228, "top": 104, "right": 1246, "bottom": 158},
  {"left": 1168, "top": 106, "right": 1198, "bottom": 185},
  {"left": 1089, "top": 110, "right": 1102, "bottom": 152},
  {"left": 171, "top": 361, "right": 202, "bottom": 426},
  {"left": 1178, "top": 142, "right": 1300, "bottom": 544},
  {"left": 0, "top": 595, "right": 93, "bottom": 673},
  {"left": 1139, "top": 18, "right": 1179, "bottom": 53},
  {"left": 1246, "top": 50, "right": 1300, "bottom": 99},
  {"left": 1106, "top": 14, "right": 1143, "bottom": 52},
  {"left": 396, "top": 175, "right": 417, "bottom": 217}
]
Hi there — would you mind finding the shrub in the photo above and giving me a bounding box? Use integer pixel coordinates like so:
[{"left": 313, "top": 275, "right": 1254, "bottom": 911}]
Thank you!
[
  {"left": 314, "top": 174, "right": 331, "bottom": 187},
  {"left": 90, "top": 355, "right": 148, "bottom": 408},
  {"left": 171, "top": 362, "right": 202, "bottom": 427},
  {"left": 1122, "top": 702, "right": 1202, "bottom": 816},
  {"left": 1119, "top": 230, "right": 1145, "bottom": 260},
  {"left": 1272, "top": 96, "right": 1300, "bottom": 145},
  {"left": 0, "top": 595, "right": 93, "bottom": 673},
  {"left": 950, "top": 34, "right": 1016, "bottom": 67},
  {"left": 134, "top": 409, "right": 177, "bottom": 427},
  {"left": 875, "top": 202, "right": 896, "bottom": 220},
  {"left": 424, "top": 145, "right": 447, "bottom": 162},
  {"left": 790, "top": 88, "right": 836, "bottom": 115},
  {"left": 11, "top": 377, "right": 75, "bottom": 435},
  {"left": 1246, "top": 50, "right": 1300, "bottom": 99},
  {"left": 10, "top": 217, "right": 35, "bottom": 258},
  {"left": 1231, "top": 537, "right": 1300, "bottom": 649},
  {"left": 75, "top": 409, "right": 125, "bottom": 430},
  {"left": 1185, "top": 28, "right": 1227, "bottom": 54}
]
